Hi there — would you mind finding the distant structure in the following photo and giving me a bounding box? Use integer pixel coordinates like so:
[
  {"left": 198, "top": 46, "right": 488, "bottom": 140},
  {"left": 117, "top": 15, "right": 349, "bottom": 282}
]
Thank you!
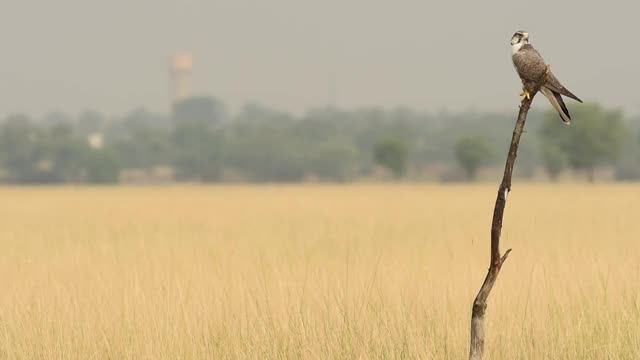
[
  {"left": 87, "top": 133, "right": 104, "bottom": 149},
  {"left": 171, "top": 54, "right": 193, "bottom": 103}
]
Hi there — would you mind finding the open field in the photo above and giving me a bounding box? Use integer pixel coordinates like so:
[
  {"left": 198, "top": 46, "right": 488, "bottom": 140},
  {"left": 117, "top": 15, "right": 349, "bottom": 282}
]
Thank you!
[{"left": 0, "top": 184, "right": 639, "bottom": 359}]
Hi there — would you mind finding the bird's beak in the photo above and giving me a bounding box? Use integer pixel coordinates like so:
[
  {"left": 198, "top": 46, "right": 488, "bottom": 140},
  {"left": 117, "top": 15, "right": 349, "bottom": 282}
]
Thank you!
[{"left": 522, "top": 32, "right": 529, "bottom": 40}]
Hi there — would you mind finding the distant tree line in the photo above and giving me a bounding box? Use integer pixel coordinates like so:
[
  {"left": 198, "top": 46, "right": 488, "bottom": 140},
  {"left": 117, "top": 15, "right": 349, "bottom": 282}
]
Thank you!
[{"left": 0, "top": 95, "right": 637, "bottom": 184}]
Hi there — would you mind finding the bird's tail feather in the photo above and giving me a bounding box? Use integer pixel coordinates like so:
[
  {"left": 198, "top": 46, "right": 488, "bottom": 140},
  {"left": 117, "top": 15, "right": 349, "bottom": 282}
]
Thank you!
[
  {"left": 541, "top": 87, "right": 572, "bottom": 124},
  {"left": 559, "top": 88, "right": 582, "bottom": 103},
  {"left": 545, "top": 72, "right": 583, "bottom": 103}
]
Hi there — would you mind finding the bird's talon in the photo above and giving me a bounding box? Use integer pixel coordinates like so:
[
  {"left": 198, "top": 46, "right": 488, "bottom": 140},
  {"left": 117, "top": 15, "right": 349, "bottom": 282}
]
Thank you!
[{"left": 519, "top": 90, "right": 531, "bottom": 102}]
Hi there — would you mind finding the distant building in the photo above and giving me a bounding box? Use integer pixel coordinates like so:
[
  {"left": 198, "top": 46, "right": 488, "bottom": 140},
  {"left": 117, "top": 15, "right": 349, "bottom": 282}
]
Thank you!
[
  {"left": 171, "top": 54, "right": 193, "bottom": 103},
  {"left": 169, "top": 53, "right": 226, "bottom": 123},
  {"left": 87, "top": 133, "right": 104, "bottom": 149}
]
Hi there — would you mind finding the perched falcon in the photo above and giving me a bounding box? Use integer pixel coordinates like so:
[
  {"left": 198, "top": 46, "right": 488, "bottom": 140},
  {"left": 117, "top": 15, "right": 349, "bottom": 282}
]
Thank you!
[{"left": 511, "top": 30, "right": 582, "bottom": 124}]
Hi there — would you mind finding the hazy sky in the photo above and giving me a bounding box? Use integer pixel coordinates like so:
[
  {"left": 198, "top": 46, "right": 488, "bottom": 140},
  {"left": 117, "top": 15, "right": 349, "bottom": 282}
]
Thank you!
[{"left": 1, "top": 0, "right": 639, "bottom": 118}]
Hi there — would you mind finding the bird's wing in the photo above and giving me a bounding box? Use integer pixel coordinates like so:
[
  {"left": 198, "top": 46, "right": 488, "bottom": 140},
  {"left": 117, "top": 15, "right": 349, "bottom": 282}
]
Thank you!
[
  {"left": 541, "top": 86, "right": 572, "bottom": 124},
  {"left": 545, "top": 71, "right": 583, "bottom": 103},
  {"left": 512, "top": 45, "right": 547, "bottom": 83}
]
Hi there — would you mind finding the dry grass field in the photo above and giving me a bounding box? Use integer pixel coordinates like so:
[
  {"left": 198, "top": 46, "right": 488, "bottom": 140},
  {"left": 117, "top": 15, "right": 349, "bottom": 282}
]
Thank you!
[{"left": 0, "top": 184, "right": 638, "bottom": 359}]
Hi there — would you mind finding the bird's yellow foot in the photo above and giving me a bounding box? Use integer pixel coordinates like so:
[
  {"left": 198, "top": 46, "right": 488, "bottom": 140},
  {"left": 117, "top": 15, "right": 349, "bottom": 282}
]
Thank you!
[
  {"left": 519, "top": 90, "right": 531, "bottom": 102},
  {"left": 546, "top": 64, "right": 551, "bottom": 75}
]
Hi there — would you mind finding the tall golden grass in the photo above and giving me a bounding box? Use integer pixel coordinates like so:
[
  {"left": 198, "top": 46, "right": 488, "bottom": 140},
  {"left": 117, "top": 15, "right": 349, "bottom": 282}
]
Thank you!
[{"left": 0, "top": 184, "right": 638, "bottom": 359}]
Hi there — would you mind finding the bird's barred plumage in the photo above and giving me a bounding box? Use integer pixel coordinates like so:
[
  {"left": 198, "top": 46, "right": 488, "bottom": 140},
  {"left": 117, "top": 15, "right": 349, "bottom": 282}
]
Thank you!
[{"left": 510, "top": 31, "right": 582, "bottom": 124}]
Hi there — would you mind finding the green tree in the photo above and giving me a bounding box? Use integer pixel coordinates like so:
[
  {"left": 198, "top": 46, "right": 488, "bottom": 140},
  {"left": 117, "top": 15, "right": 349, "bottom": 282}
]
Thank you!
[
  {"left": 86, "top": 149, "right": 120, "bottom": 184},
  {"left": 76, "top": 110, "right": 105, "bottom": 136},
  {"left": 0, "top": 120, "right": 91, "bottom": 183},
  {"left": 308, "top": 142, "right": 358, "bottom": 181},
  {"left": 540, "top": 103, "right": 627, "bottom": 182},
  {"left": 454, "top": 136, "right": 493, "bottom": 180},
  {"left": 172, "top": 121, "right": 223, "bottom": 182},
  {"left": 40, "top": 123, "right": 89, "bottom": 183},
  {"left": 615, "top": 129, "right": 640, "bottom": 181},
  {"left": 373, "top": 138, "right": 408, "bottom": 178},
  {"left": 0, "top": 115, "right": 39, "bottom": 182},
  {"left": 541, "top": 144, "right": 567, "bottom": 181},
  {"left": 113, "top": 128, "right": 172, "bottom": 170}
]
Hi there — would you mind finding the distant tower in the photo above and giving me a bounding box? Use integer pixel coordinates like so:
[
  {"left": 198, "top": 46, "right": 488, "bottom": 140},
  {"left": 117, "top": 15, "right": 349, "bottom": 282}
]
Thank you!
[{"left": 171, "top": 54, "right": 193, "bottom": 103}]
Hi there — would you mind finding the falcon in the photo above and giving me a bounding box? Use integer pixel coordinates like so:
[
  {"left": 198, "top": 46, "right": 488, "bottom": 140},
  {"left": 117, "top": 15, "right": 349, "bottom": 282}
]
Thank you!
[{"left": 511, "top": 30, "right": 582, "bottom": 124}]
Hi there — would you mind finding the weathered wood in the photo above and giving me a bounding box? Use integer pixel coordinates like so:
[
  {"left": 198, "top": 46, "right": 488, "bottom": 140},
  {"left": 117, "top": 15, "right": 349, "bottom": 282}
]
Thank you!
[{"left": 468, "top": 92, "right": 536, "bottom": 360}]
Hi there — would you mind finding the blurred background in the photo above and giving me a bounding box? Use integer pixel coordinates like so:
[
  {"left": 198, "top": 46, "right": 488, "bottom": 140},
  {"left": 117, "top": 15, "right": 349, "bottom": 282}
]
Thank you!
[{"left": 0, "top": 0, "right": 638, "bottom": 185}]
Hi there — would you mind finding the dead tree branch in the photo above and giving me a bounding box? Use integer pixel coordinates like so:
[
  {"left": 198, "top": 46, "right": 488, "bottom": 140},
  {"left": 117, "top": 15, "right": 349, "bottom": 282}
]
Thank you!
[{"left": 468, "top": 91, "right": 537, "bottom": 360}]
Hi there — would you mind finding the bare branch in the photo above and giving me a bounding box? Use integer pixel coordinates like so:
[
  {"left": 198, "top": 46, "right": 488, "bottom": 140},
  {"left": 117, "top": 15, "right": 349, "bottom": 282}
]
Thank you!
[
  {"left": 468, "top": 92, "right": 536, "bottom": 360},
  {"left": 500, "top": 248, "right": 512, "bottom": 264}
]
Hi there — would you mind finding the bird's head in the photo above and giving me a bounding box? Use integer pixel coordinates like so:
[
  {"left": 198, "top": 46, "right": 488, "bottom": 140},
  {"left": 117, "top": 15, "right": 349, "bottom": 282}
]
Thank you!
[
  {"left": 511, "top": 31, "right": 529, "bottom": 53},
  {"left": 511, "top": 31, "right": 529, "bottom": 45}
]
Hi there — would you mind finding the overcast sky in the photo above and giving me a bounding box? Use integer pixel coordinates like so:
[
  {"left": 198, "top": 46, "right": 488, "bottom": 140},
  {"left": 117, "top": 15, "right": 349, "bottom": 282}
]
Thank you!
[{"left": 0, "top": 0, "right": 638, "bottom": 118}]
